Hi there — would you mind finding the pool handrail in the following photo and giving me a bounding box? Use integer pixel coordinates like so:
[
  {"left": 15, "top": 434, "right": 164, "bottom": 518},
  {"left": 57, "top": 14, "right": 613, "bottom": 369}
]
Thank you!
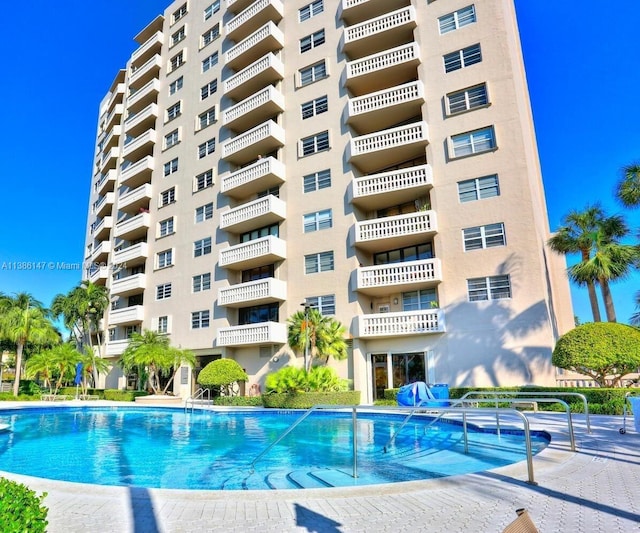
[
  {"left": 458, "top": 391, "right": 591, "bottom": 433},
  {"left": 249, "top": 404, "right": 539, "bottom": 485},
  {"left": 184, "top": 388, "right": 211, "bottom": 413}
]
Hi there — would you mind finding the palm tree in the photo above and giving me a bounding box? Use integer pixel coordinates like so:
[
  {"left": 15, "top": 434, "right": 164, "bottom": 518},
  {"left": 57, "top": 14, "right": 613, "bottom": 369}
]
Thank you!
[
  {"left": 615, "top": 162, "right": 640, "bottom": 207},
  {"left": 0, "top": 293, "right": 60, "bottom": 396},
  {"left": 287, "top": 309, "right": 348, "bottom": 371},
  {"left": 25, "top": 343, "right": 83, "bottom": 394}
]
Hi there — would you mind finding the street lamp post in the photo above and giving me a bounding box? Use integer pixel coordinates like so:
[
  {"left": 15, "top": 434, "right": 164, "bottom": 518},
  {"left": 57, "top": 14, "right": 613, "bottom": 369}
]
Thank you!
[{"left": 301, "top": 302, "right": 310, "bottom": 371}]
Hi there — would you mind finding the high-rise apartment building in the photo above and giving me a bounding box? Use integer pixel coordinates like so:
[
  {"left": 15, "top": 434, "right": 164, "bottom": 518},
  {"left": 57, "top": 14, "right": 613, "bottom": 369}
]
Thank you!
[{"left": 83, "top": 0, "right": 574, "bottom": 401}]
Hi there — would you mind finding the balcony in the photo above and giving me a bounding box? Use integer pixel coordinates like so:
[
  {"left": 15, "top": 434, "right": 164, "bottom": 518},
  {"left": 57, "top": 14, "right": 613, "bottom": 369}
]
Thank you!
[
  {"left": 109, "top": 305, "right": 145, "bottom": 326},
  {"left": 225, "top": 21, "right": 284, "bottom": 71},
  {"left": 224, "top": 52, "right": 284, "bottom": 101},
  {"left": 355, "top": 258, "right": 441, "bottom": 296},
  {"left": 220, "top": 195, "right": 286, "bottom": 233},
  {"left": 92, "top": 216, "right": 113, "bottom": 241},
  {"left": 353, "top": 210, "right": 437, "bottom": 252},
  {"left": 227, "top": 0, "right": 256, "bottom": 14},
  {"left": 122, "top": 129, "right": 157, "bottom": 160},
  {"left": 130, "top": 31, "right": 164, "bottom": 70},
  {"left": 218, "top": 278, "right": 286, "bottom": 307},
  {"left": 347, "top": 81, "right": 424, "bottom": 134},
  {"left": 353, "top": 309, "right": 445, "bottom": 338},
  {"left": 349, "top": 121, "right": 429, "bottom": 173},
  {"left": 91, "top": 240, "right": 112, "bottom": 263},
  {"left": 106, "top": 339, "right": 130, "bottom": 357},
  {"left": 219, "top": 235, "right": 286, "bottom": 270},
  {"left": 128, "top": 54, "right": 162, "bottom": 90},
  {"left": 341, "top": 0, "right": 411, "bottom": 25},
  {"left": 350, "top": 164, "right": 433, "bottom": 210},
  {"left": 124, "top": 103, "right": 158, "bottom": 136},
  {"left": 120, "top": 156, "right": 154, "bottom": 188},
  {"left": 345, "top": 42, "right": 420, "bottom": 96},
  {"left": 221, "top": 119, "right": 285, "bottom": 166},
  {"left": 118, "top": 183, "right": 152, "bottom": 214},
  {"left": 114, "top": 212, "right": 150, "bottom": 240},
  {"left": 127, "top": 79, "right": 160, "bottom": 114},
  {"left": 223, "top": 85, "right": 285, "bottom": 133},
  {"left": 98, "top": 147, "right": 119, "bottom": 175},
  {"left": 111, "top": 273, "right": 147, "bottom": 297},
  {"left": 106, "top": 84, "right": 125, "bottom": 113},
  {"left": 100, "top": 125, "right": 122, "bottom": 152},
  {"left": 96, "top": 169, "right": 117, "bottom": 195},
  {"left": 221, "top": 156, "right": 286, "bottom": 198},
  {"left": 94, "top": 192, "right": 115, "bottom": 218},
  {"left": 217, "top": 321, "right": 287, "bottom": 347},
  {"left": 226, "top": 0, "right": 284, "bottom": 42},
  {"left": 104, "top": 104, "right": 124, "bottom": 133},
  {"left": 112, "top": 242, "right": 148, "bottom": 266},
  {"left": 88, "top": 265, "right": 109, "bottom": 285},
  {"left": 343, "top": 6, "right": 416, "bottom": 59}
]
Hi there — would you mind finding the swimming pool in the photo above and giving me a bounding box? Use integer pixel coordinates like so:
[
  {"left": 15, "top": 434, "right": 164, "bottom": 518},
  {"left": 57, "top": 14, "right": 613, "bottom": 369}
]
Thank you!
[{"left": 0, "top": 407, "right": 549, "bottom": 490}]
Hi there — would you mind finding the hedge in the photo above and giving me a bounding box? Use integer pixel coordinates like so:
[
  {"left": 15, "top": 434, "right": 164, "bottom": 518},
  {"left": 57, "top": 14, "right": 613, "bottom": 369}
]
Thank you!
[
  {"left": 103, "top": 390, "right": 150, "bottom": 402},
  {"left": 262, "top": 391, "right": 360, "bottom": 409},
  {"left": 0, "top": 478, "right": 48, "bottom": 533}
]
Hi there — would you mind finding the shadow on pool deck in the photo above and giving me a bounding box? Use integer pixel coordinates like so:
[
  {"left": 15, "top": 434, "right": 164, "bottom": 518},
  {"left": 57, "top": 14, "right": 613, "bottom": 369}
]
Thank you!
[
  {"left": 295, "top": 503, "right": 342, "bottom": 532},
  {"left": 129, "top": 487, "right": 160, "bottom": 533}
]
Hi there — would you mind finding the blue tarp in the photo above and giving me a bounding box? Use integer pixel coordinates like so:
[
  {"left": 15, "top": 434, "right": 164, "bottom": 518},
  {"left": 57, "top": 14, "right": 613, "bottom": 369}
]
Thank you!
[
  {"left": 397, "top": 382, "right": 450, "bottom": 407},
  {"left": 74, "top": 363, "right": 83, "bottom": 386}
]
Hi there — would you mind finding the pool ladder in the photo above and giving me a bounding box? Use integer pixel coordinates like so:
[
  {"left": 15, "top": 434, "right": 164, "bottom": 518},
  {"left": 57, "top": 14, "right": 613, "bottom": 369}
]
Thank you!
[{"left": 184, "top": 388, "right": 212, "bottom": 413}]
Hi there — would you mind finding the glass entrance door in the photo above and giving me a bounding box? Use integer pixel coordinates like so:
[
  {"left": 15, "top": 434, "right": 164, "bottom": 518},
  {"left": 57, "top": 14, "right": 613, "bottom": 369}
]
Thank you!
[
  {"left": 371, "top": 354, "right": 388, "bottom": 401},
  {"left": 392, "top": 352, "right": 425, "bottom": 388}
]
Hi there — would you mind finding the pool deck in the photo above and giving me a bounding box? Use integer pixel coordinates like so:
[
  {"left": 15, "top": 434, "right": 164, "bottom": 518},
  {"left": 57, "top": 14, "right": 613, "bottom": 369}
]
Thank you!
[{"left": 1, "top": 401, "right": 639, "bottom": 532}]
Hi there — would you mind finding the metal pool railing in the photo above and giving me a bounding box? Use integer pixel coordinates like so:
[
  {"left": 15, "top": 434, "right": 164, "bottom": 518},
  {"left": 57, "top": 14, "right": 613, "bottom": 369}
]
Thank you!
[
  {"left": 249, "top": 404, "right": 540, "bottom": 485},
  {"left": 184, "top": 388, "right": 211, "bottom": 413}
]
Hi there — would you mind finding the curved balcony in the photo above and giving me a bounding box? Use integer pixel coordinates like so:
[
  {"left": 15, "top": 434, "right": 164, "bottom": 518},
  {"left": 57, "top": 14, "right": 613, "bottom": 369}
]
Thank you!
[
  {"left": 112, "top": 242, "right": 148, "bottom": 266},
  {"left": 127, "top": 79, "right": 160, "bottom": 115},
  {"left": 353, "top": 309, "right": 444, "bottom": 338},
  {"left": 225, "top": 21, "right": 284, "bottom": 71},
  {"left": 220, "top": 195, "right": 286, "bottom": 233},
  {"left": 92, "top": 216, "right": 113, "bottom": 241},
  {"left": 341, "top": 0, "right": 410, "bottom": 25},
  {"left": 350, "top": 164, "right": 432, "bottom": 210},
  {"left": 109, "top": 305, "right": 145, "bottom": 326},
  {"left": 353, "top": 210, "right": 437, "bottom": 252},
  {"left": 110, "top": 273, "right": 147, "bottom": 297},
  {"left": 122, "top": 129, "right": 157, "bottom": 160},
  {"left": 128, "top": 55, "right": 162, "bottom": 91},
  {"left": 95, "top": 169, "right": 117, "bottom": 195},
  {"left": 221, "top": 119, "right": 285, "bottom": 166},
  {"left": 345, "top": 42, "right": 420, "bottom": 96},
  {"left": 113, "top": 212, "right": 150, "bottom": 240},
  {"left": 120, "top": 156, "right": 154, "bottom": 189},
  {"left": 219, "top": 235, "right": 286, "bottom": 270},
  {"left": 217, "top": 321, "right": 287, "bottom": 347},
  {"left": 218, "top": 278, "right": 286, "bottom": 307},
  {"left": 226, "top": 0, "right": 284, "bottom": 42},
  {"left": 124, "top": 103, "right": 158, "bottom": 136},
  {"left": 224, "top": 52, "right": 284, "bottom": 102},
  {"left": 223, "top": 85, "right": 285, "bottom": 133},
  {"left": 118, "top": 183, "right": 152, "bottom": 214},
  {"left": 355, "top": 258, "right": 441, "bottom": 296},
  {"left": 221, "top": 156, "right": 286, "bottom": 198},
  {"left": 130, "top": 31, "right": 164, "bottom": 71}
]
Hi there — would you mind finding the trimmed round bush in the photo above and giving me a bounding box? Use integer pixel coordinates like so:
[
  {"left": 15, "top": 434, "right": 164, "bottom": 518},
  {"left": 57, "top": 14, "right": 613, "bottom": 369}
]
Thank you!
[{"left": 197, "top": 359, "right": 248, "bottom": 396}]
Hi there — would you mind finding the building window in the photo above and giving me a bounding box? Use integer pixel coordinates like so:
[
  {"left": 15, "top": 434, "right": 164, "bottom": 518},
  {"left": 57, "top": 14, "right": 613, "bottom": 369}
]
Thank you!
[
  {"left": 242, "top": 264, "right": 274, "bottom": 282},
  {"left": 451, "top": 126, "right": 496, "bottom": 157},
  {"left": 444, "top": 44, "right": 482, "bottom": 73},
  {"left": 447, "top": 83, "right": 488, "bottom": 114},
  {"left": 240, "top": 223, "right": 278, "bottom": 243},
  {"left": 458, "top": 174, "right": 500, "bottom": 202},
  {"left": 303, "top": 209, "right": 332, "bottom": 233},
  {"left": 439, "top": 5, "right": 477, "bottom": 34},
  {"left": 166, "top": 101, "right": 181, "bottom": 121},
  {"left": 165, "top": 129, "right": 179, "bottom": 149},
  {"left": 467, "top": 275, "right": 511, "bottom": 301},
  {"left": 301, "top": 131, "right": 329, "bottom": 156},
  {"left": 169, "top": 51, "right": 185, "bottom": 72},
  {"left": 257, "top": 186, "right": 280, "bottom": 199},
  {"left": 195, "top": 202, "right": 214, "bottom": 223},
  {"left": 299, "top": 61, "right": 327, "bottom": 86},
  {"left": 305, "top": 251, "right": 334, "bottom": 274},
  {"left": 299, "top": 0, "right": 323, "bottom": 22},
  {"left": 169, "top": 76, "right": 183, "bottom": 95},
  {"left": 157, "top": 249, "right": 173, "bottom": 269},
  {"left": 195, "top": 170, "right": 213, "bottom": 191},
  {"left": 204, "top": 1, "right": 220, "bottom": 20},
  {"left": 156, "top": 283, "right": 172, "bottom": 300},
  {"left": 202, "top": 24, "right": 220, "bottom": 47},
  {"left": 202, "top": 52, "right": 218, "bottom": 73},
  {"left": 191, "top": 310, "right": 210, "bottom": 329},
  {"left": 194, "top": 237, "right": 212, "bottom": 257},
  {"left": 463, "top": 223, "right": 505, "bottom": 251},
  {"left": 303, "top": 169, "right": 331, "bottom": 193},
  {"left": 171, "top": 26, "right": 186, "bottom": 47},
  {"left": 198, "top": 138, "right": 215, "bottom": 159},
  {"left": 157, "top": 316, "right": 169, "bottom": 334},
  {"left": 402, "top": 289, "right": 437, "bottom": 311},
  {"left": 305, "top": 294, "right": 335, "bottom": 316},
  {"left": 199, "top": 107, "right": 216, "bottom": 129},
  {"left": 301, "top": 95, "right": 328, "bottom": 119},
  {"left": 239, "top": 303, "right": 278, "bottom": 325},
  {"left": 124, "top": 325, "right": 139, "bottom": 338},
  {"left": 193, "top": 273, "right": 211, "bottom": 292},
  {"left": 163, "top": 158, "right": 178, "bottom": 176},
  {"left": 300, "top": 29, "right": 325, "bottom": 53},
  {"left": 374, "top": 243, "right": 433, "bottom": 264},
  {"left": 172, "top": 3, "right": 187, "bottom": 24},
  {"left": 201, "top": 79, "right": 217, "bottom": 100},
  {"left": 160, "top": 187, "right": 176, "bottom": 207},
  {"left": 159, "top": 217, "right": 175, "bottom": 237}
]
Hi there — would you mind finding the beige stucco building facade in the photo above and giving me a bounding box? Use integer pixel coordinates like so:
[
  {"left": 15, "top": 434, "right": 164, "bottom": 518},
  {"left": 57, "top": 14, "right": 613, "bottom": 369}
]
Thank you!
[{"left": 83, "top": 0, "right": 574, "bottom": 402}]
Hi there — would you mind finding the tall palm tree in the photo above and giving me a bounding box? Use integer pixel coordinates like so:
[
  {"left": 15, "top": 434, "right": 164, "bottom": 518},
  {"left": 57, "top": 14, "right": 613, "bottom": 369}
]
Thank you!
[
  {"left": 0, "top": 293, "right": 60, "bottom": 396},
  {"left": 615, "top": 162, "right": 640, "bottom": 207}
]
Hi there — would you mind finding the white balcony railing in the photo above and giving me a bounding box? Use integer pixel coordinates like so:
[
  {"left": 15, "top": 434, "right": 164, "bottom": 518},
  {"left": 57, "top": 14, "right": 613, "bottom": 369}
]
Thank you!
[
  {"left": 110, "top": 273, "right": 147, "bottom": 296},
  {"left": 226, "top": 0, "right": 283, "bottom": 39},
  {"left": 89, "top": 266, "right": 109, "bottom": 284},
  {"left": 354, "top": 309, "right": 444, "bottom": 338},
  {"left": 129, "top": 54, "right": 162, "bottom": 85},
  {"left": 344, "top": 6, "right": 415, "bottom": 44},
  {"left": 346, "top": 42, "right": 420, "bottom": 79},
  {"left": 90, "top": 241, "right": 112, "bottom": 261},
  {"left": 348, "top": 81, "right": 423, "bottom": 118},
  {"left": 118, "top": 183, "right": 152, "bottom": 211},
  {"left": 221, "top": 156, "right": 286, "bottom": 196},
  {"left": 114, "top": 212, "right": 150, "bottom": 238},
  {"left": 350, "top": 121, "right": 429, "bottom": 158},
  {"left": 221, "top": 119, "right": 285, "bottom": 160},
  {"left": 106, "top": 339, "right": 130, "bottom": 357},
  {"left": 120, "top": 156, "right": 154, "bottom": 184},
  {"left": 94, "top": 192, "right": 115, "bottom": 215},
  {"left": 355, "top": 210, "right": 436, "bottom": 245},
  {"left": 91, "top": 216, "right": 113, "bottom": 237},
  {"left": 224, "top": 52, "right": 284, "bottom": 96},
  {"left": 222, "top": 85, "right": 284, "bottom": 127},
  {"left": 127, "top": 79, "right": 161, "bottom": 109},
  {"left": 218, "top": 278, "right": 286, "bottom": 306},
  {"left": 124, "top": 103, "right": 158, "bottom": 132},
  {"left": 220, "top": 195, "right": 286, "bottom": 232},
  {"left": 352, "top": 164, "right": 433, "bottom": 202},
  {"left": 357, "top": 259, "right": 441, "bottom": 292},
  {"left": 96, "top": 169, "right": 117, "bottom": 195},
  {"left": 122, "top": 130, "right": 157, "bottom": 158},
  {"left": 130, "top": 31, "right": 164, "bottom": 66},
  {"left": 109, "top": 305, "right": 145, "bottom": 325},
  {"left": 217, "top": 321, "right": 287, "bottom": 346},
  {"left": 225, "top": 21, "right": 284, "bottom": 66},
  {"left": 219, "top": 235, "right": 286, "bottom": 269},
  {"left": 112, "top": 242, "right": 148, "bottom": 264}
]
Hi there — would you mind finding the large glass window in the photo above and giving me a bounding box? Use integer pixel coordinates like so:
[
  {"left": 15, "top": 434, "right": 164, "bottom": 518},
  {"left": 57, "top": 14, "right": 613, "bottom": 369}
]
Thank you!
[
  {"left": 301, "top": 96, "right": 328, "bottom": 119},
  {"left": 194, "top": 237, "right": 212, "bottom": 257},
  {"left": 299, "top": 0, "right": 323, "bottom": 22},
  {"left": 305, "top": 251, "right": 334, "bottom": 274},
  {"left": 301, "top": 131, "right": 329, "bottom": 156},
  {"left": 299, "top": 61, "right": 327, "bottom": 86},
  {"left": 204, "top": 1, "right": 220, "bottom": 20},
  {"left": 374, "top": 243, "right": 433, "bottom": 265},
  {"left": 303, "top": 209, "right": 332, "bottom": 233},
  {"left": 193, "top": 273, "right": 211, "bottom": 292},
  {"left": 300, "top": 29, "right": 325, "bottom": 53},
  {"left": 305, "top": 294, "right": 335, "bottom": 316},
  {"left": 402, "top": 289, "right": 437, "bottom": 311},
  {"left": 239, "top": 303, "right": 279, "bottom": 325},
  {"left": 191, "top": 310, "right": 210, "bottom": 329},
  {"left": 195, "top": 203, "right": 213, "bottom": 223},
  {"left": 240, "top": 223, "right": 279, "bottom": 243},
  {"left": 242, "top": 264, "right": 274, "bottom": 283},
  {"left": 303, "top": 169, "right": 331, "bottom": 192},
  {"left": 447, "top": 84, "right": 488, "bottom": 114}
]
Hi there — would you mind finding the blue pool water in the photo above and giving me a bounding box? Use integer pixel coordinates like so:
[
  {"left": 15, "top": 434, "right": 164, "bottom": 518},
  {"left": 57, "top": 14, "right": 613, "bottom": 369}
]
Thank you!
[{"left": 0, "top": 407, "right": 549, "bottom": 490}]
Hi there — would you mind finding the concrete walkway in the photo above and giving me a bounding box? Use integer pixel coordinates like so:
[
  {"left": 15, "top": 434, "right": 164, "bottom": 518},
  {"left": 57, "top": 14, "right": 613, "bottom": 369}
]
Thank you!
[{"left": 1, "top": 404, "right": 639, "bottom": 532}]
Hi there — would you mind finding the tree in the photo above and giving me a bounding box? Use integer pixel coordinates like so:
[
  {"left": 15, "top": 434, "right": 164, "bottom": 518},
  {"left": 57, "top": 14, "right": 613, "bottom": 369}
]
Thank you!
[
  {"left": 120, "top": 330, "right": 195, "bottom": 395},
  {"left": 615, "top": 162, "right": 640, "bottom": 208},
  {"left": 552, "top": 322, "right": 640, "bottom": 387},
  {"left": 0, "top": 293, "right": 60, "bottom": 396},
  {"left": 25, "top": 343, "right": 83, "bottom": 394},
  {"left": 287, "top": 309, "right": 348, "bottom": 371},
  {"left": 197, "top": 359, "right": 248, "bottom": 396}
]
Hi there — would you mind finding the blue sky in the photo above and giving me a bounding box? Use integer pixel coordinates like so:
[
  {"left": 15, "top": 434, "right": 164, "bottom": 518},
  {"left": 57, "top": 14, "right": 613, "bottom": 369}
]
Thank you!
[{"left": 0, "top": 1, "right": 638, "bottom": 324}]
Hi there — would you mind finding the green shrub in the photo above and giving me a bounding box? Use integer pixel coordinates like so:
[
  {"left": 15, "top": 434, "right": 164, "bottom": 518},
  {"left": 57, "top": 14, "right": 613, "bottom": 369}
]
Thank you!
[
  {"left": 0, "top": 478, "right": 48, "bottom": 533},
  {"left": 212, "top": 396, "right": 263, "bottom": 407},
  {"left": 59, "top": 387, "right": 104, "bottom": 398},
  {"left": 265, "top": 366, "right": 349, "bottom": 394},
  {"left": 17, "top": 380, "right": 41, "bottom": 396},
  {"left": 103, "top": 390, "right": 149, "bottom": 402},
  {"left": 197, "top": 359, "right": 248, "bottom": 396},
  {"left": 0, "top": 393, "right": 40, "bottom": 402},
  {"left": 262, "top": 391, "right": 361, "bottom": 408}
]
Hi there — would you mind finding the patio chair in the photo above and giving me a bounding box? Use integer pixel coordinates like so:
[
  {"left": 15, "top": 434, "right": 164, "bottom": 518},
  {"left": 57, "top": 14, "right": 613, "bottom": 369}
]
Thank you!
[{"left": 502, "top": 508, "right": 539, "bottom": 533}]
